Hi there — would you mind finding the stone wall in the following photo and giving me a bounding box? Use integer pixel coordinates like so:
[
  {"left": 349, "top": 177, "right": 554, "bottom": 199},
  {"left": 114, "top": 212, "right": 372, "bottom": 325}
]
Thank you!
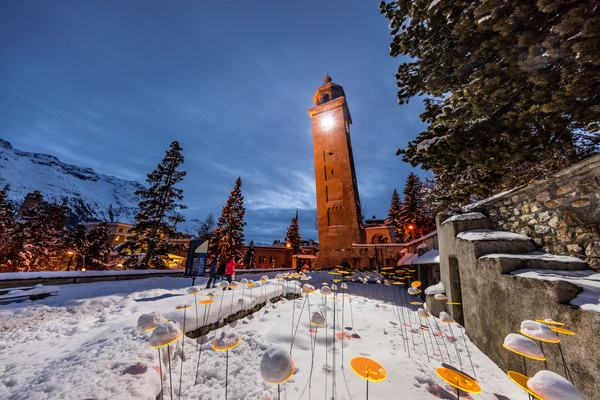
[{"left": 471, "top": 154, "right": 600, "bottom": 270}]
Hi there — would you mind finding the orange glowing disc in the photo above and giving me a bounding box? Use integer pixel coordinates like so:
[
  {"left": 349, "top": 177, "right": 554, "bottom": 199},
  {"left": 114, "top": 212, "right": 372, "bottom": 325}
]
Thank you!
[
  {"left": 436, "top": 368, "right": 482, "bottom": 394},
  {"left": 507, "top": 371, "right": 542, "bottom": 399},
  {"left": 198, "top": 299, "right": 215, "bottom": 305},
  {"left": 411, "top": 281, "right": 422, "bottom": 288},
  {"left": 519, "top": 329, "right": 560, "bottom": 343},
  {"left": 534, "top": 319, "right": 565, "bottom": 326},
  {"left": 502, "top": 344, "right": 546, "bottom": 361},
  {"left": 447, "top": 302, "right": 461, "bottom": 305},
  {"left": 151, "top": 330, "right": 183, "bottom": 349},
  {"left": 176, "top": 304, "right": 194, "bottom": 310},
  {"left": 551, "top": 327, "right": 575, "bottom": 335},
  {"left": 206, "top": 293, "right": 219, "bottom": 297},
  {"left": 350, "top": 357, "right": 386, "bottom": 381},
  {"left": 333, "top": 279, "right": 341, "bottom": 282},
  {"left": 212, "top": 336, "right": 242, "bottom": 351},
  {"left": 411, "top": 301, "right": 423, "bottom": 305},
  {"left": 247, "top": 283, "right": 255, "bottom": 287}
]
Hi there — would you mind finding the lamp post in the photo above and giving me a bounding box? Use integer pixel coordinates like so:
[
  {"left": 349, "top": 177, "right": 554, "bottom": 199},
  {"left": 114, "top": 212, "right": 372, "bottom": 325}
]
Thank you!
[{"left": 67, "top": 250, "right": 86, "bottom": 271}]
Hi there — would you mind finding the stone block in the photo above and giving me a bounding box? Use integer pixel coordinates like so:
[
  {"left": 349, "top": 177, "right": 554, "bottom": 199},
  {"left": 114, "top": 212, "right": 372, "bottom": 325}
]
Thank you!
[
  {"left": 511, "top": 195, "right": 520, "bottom": 203},
  {"left": 527, "top": 219, "right": 538, "bottom": 226},
  {"left": 567, "top": 244, "right": 582, "bottom": 252},
  {"left": 512, "top": 208, "right": 520, "bottom": 216},
  {"left": 529, "top": 202, "right": 541, "bottom": 213},
  {"left": 585, "top": 241, "right": 600, "bottom": 258},
  {"left": 571, "top": 199, "right": 590, "bottom": 208},
  {"left": 534, "top": 225, "right": 551, "bottom": 234},
  {"left": 538, "top": 211, "right": 551, "bottom": 222},
  {"left": 587, "top": 257, "right": 600, "bottom": 270},
  {"left": 535, "top": 191, "right": 552, "bottom": 202},
  {"left": 556, "top": 183, "right": 576, "bottom": 196},
  {"left": 545, "top": 198, "right": 564, "bottom": 208},
  {"left": 521, "top": 204, "right": 530, "bottom": 213},
  {"left": 533, "top": 237, "right": 543, "bottom": 246},
  {"left": 579, "top": 176, "right": 599, "bottom": 195},
  {"left": 548, "top": 216, "right": 560, "bottom": 228}
]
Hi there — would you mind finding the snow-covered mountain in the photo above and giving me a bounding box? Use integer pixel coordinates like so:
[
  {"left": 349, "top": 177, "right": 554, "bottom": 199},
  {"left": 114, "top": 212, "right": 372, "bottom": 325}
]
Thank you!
[{"left": 0, "top": 138, "right": 143, "bottom": 226}]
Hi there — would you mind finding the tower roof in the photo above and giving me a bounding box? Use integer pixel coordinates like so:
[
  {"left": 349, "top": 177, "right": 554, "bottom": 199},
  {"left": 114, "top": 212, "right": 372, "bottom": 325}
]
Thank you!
[{"left": 313, "top": 76, "right": 345, "bottom": 106}]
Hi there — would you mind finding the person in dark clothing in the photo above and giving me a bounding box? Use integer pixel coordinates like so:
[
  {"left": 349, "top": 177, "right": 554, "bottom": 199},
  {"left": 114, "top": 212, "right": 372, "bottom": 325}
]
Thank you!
[{"left": 206, "top": 257, "right": 219, "bottom": 289}]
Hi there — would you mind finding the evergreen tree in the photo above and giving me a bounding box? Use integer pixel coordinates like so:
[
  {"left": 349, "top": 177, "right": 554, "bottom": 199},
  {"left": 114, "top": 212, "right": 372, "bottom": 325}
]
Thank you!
[
  {"left": 0, "top": 185, "right": 17, "bottom": 272},
  {"left": 68, "top": 222, "right": 112, "bottom": 270},
  {"left": 398, "top": 173, "right": 434, "bottom": 241},
  {"left": 197, "top": 213, "right": 215, "bottom": 243},
  {"left": 380, "top": 0, "right": 600, "bottom": 202},
  {"left": 13, "top": 202, "right": 68, "bottom": 272},
  {"left": 384, "top": 189, "right": 403, "bottom": 242},
  {"left": 285, "top": 210, "right": 302, "bottom": 254},
  {"left": 209, "top": 177, "right": 246, "bottom": 263},
  {"left": 242, "top": 240, "right": 255, "bottom": 269},
  {"left": 119, "top": 141, "right": 187, "bottom": 269}
]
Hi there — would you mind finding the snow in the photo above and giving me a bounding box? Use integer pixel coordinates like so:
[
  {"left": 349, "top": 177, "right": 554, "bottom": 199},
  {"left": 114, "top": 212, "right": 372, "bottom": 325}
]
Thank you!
[
  {"left": 428, "top": 0, "right": 442, "bottom": 11},
  {"left": 477, "top": 15, "right": 491, "bottom": 24},
  {"left": 511, "top": 269, "right": 600, "bottom": 312},
  {"left": 310, "top": 310, "right": 326, "bottom": 326},
  {"left": 0, "top": 269, "right": 180, "bottom": 281},
  {"left": 0, "top": 284, "right": 59, "bottom": 301},
  {"left": 137, "top": 311, "right": 166, "bottom": 333},
  {"left": 149, "top": 320, "right": 181, "bottom": 348},
  {"left": 520, "top": 320, "right": 558, "bottom": 342},
  {"left": 528, "top": 370, "right": 583, "bottom": 400},
  {"left": 461, "top": 187, "right": 521, "bottom": 212},
  {"left": 417, "top": 243, "right": 428, "bottom": 250},
  {"left": 416, "top": 136, "right": 444, "bottom": 152},
  {"left": 0, "top": 273, "right": 535, "bottom": 399},
  {"left": 424, "top": 281, "right": 445, "bottom": 295},
  {"left": 397, "top": 252, "right": 418, "bottom": 266},
  {"left": 413, "top": 250, "right": 440, "bottom": 265},
  {"left": 457, "top": 229, "right": 530, "bottom": 241},
  {"left": 481, "top": 251, "right": 586, "bottom": 264},
  {"left": 503, "top": 333, "right": 544, "bottom": 359},
  {"left": 442, "top": 212, "right": 486, "bottom": 224},
  {"left": 260, "top": 345, "right": 294, "bottom": 384},
  {"left": 439, "top": 311, "right": 455, "bottom": 323}
]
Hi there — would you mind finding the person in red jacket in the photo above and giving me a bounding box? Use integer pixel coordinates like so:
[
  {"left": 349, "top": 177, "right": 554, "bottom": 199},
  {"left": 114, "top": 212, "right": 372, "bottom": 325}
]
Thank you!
[{"left": 225, "top": 257, "right": 238, "bottom": 286}]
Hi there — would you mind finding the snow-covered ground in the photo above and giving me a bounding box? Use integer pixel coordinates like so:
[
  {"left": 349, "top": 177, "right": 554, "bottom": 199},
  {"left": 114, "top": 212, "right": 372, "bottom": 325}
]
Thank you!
[{"left": 0, "top": 273, "right": 531, "bottom": 399}]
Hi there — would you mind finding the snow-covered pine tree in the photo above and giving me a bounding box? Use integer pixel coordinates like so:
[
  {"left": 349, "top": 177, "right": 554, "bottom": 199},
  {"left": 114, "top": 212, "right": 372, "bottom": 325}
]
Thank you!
[
  {"left": 380, "top": 0, "right": 600, "bottom": 203},
  {"left": 242, "top": 240, "right": 255, "bottom": 269},
  {"left": 209, "top": 177, "right": 246, "bottom": 263},
  {"left": 13, "top": 202, "right": 69, "bottom": 272},
  {"left": 398, "top": 173, "right": 434, "bottom": 241},
  {"left": 285, "top": 210, "right": 302, "bottom": 254},
  {"left": 0, "top": 185, "right": 17, "bottom": 272},
  {"left": 67, "top": 222, "right": 112, "bottom": 270},
  {"left": 119, "top": 141, "right": 187, "bottom": 269},
  {"left": 384, "top": 189, "right": 403, "bottom": 242}
]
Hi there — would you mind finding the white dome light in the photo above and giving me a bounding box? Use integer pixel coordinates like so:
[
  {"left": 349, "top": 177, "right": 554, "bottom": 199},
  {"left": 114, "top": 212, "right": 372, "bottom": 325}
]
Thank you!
[{"left": 321, "top": 115, "right": 335, "bottom": 130}]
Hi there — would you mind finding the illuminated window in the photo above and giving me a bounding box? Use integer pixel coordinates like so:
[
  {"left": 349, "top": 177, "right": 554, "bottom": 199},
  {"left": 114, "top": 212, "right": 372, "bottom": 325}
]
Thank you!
[{"left": 115, "top": 235, "right": 120, "bottom": 241}]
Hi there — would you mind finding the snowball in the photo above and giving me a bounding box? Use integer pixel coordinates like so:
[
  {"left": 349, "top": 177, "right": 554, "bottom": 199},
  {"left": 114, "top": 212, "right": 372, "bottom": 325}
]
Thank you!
[
  {"left": 240, "top": 278, "right": 248, "bottom": 284},
  {"left": 220, "top": 281, "right": 229, "bottom": 288},
  {"left": 303, "top": 284, "right": 315, "bottom": 293},
  {"left": 503, "top": 334, "right": 544, "bottom": 359},
  {"left": 320, "top": 286, "right": 332, "bottom": 296},
  {"left": 417, "top": 308, "right": 430, "bottom": 318},
  {"left": 528, "top": 370, "right": 583, "bottom": 400},
  {"left": 137, "top": 312, "right": 165, "bottom": 333},
  {"left": 149, "top": 321, "right": 181, "bottom": 348},
  {"left": 341, "top": 283, "right": 348, "bottom": 289},
  {"left": 520, "top": 320, "right": 559, "bottom": 342},
  {"left": 439, "top": 312, "right": 455, "bottom": 323},
  {"left": 212, "top": 331, "right": 241, "bottom": 350},
  {"left": 331, "top": 284, "right": 338, "bottom": 291},
  {"left": 229, "top": 281, "right": 239, "bottom": 289},
  {"left": 260, "top": 345, "right": 295, "bottom": 384},
  {"left": 175, "top": 303, "right": 193, "bottom": 310},
  {"left": 434, "top": 294, "right": 447, "bottom": 300},
  {"left": 311, "top": 311, "right": 325, "bottom": 326},
  {"left": 424, "top": 282, "right": 445, "bottom": 295},
  {"left": 261, "top": 275, "right": 269, "bottom": 281},
  {"left": 407, "top": 287, "right": 421, "bottom": 295},
  {"left": 187, "top": 287, "right": 201, "bottom": 295}
]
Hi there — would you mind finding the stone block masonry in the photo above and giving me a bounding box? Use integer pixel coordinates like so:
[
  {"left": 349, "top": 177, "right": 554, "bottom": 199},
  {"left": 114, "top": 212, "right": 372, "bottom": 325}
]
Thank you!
[{"left": 470, "top": 154, "right": 600, "bottom": 270}]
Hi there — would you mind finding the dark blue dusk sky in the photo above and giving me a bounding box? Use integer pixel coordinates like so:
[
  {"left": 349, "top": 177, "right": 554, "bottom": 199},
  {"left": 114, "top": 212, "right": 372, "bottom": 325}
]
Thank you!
[{"left": 0, "top": 1, "right": 427, "bottom": 244}]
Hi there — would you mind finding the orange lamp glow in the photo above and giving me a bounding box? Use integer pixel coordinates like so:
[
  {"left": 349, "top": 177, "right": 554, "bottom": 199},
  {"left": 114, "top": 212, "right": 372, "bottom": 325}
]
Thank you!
[
  {"left": 350, "top": 357, "right": 386, "bottom": 381},
  {"left": 436, "top": 368, "right": 482, "bottom": 394},
  {"left": 535, "top": 319, "right": 565, "bottom": 326},
  {"left": 212, "top": 337, "right": 242, "bottom": 351},
  {"left": 206, "top": 293, "right": 219, "bottom": 297},
  {"left": 151, "top": 330, "right": 183, "bottom": 349},
  {"left": 176, "top": 304, "right": 194, "bottom": 310},
  {"left": 447, "top": 302, "right": 461, "bottom": 305},
  {"left": 550, "top": 327, "right": 575, "bottom": 335},
  {"left": 507, "top": 371, "right": 542, "bottom": 399},
  {"left": 519, "top": 329, "right": 560, "bottom": 343},
  {"left": 410, "top": 301, "right": 423, "bottom": 305},
  {"left": 502, "top": 344, "right": 546, "bottom": 361},
  {"left": 411, "top": 281, "right": 422, "bottom": 288},
  {"left": 263, "top": 360, "right": 296, "bottom": 385},
  {"left": 198, "top": 299, "right": 215, "bottom": 305}
]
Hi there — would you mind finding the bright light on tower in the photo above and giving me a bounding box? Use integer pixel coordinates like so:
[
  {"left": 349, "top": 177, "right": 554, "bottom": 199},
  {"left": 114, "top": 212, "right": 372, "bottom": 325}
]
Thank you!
[{"left": 321, "top": 115, "right": 335, "bottom": 130}]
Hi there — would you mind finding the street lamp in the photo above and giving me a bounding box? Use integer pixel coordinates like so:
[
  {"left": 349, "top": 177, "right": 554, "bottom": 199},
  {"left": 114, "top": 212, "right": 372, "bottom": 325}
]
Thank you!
[
  {"left": 321, "top": 115, "right": 335, "bottom": 130},
  {"left": 66, "top": 250, "right": 86, "bottom": 271}
]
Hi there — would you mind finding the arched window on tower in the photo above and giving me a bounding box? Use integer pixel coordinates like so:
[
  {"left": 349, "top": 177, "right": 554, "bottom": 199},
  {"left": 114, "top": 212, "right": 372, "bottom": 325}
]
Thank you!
[{"left": 322, "top": 93, "right": 330, "bottom": 103}]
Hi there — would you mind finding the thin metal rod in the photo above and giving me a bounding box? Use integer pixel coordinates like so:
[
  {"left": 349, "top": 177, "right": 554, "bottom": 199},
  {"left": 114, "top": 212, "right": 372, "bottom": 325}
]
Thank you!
[
  {"left": 459, "top": 324, "right": 476, "bottom": 380},
  {"left": 178, "top": 309, "right": 186, "bottom": 400},
  {"left": 167, "top": 345, "right": 173, "bottom": 400},
  {"left": 225, "top": 349, "right": 229, "bottom": 400},
  {"left": 158, "top": 348, "right": 164, "bottom": 399}
]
